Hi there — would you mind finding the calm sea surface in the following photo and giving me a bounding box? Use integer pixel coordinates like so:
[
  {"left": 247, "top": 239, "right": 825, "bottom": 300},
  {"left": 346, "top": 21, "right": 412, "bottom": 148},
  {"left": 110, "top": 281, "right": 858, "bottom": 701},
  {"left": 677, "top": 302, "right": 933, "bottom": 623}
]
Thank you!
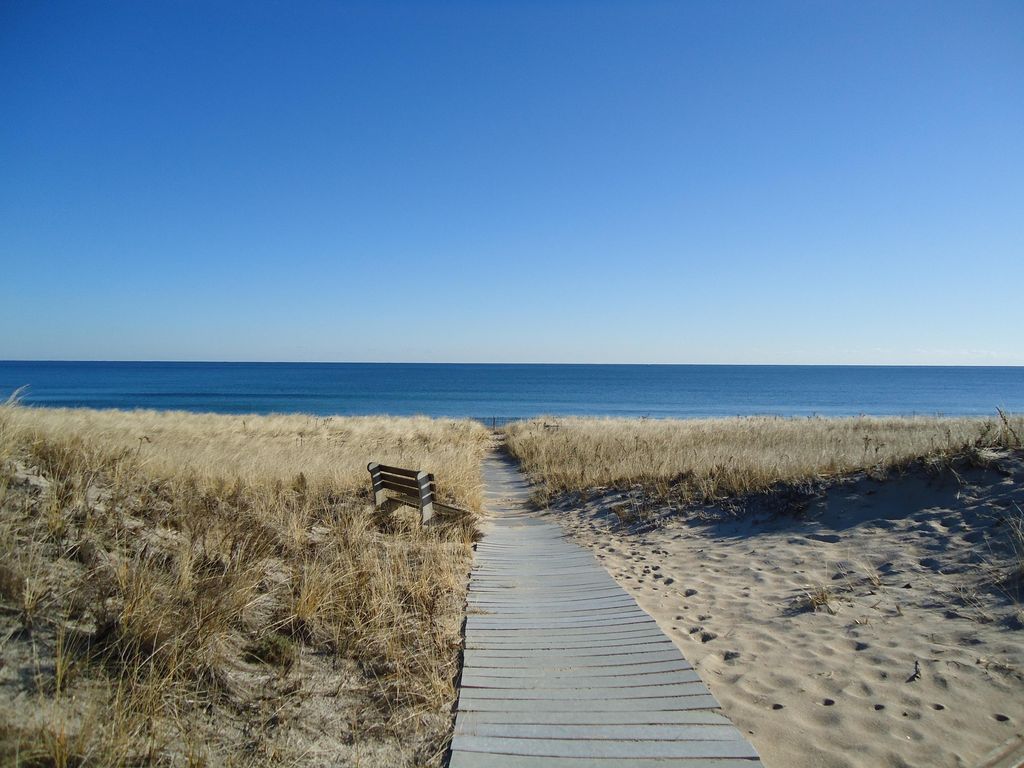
[{"left": 1, "top": 362, "right": 1022, "bottom": 419}]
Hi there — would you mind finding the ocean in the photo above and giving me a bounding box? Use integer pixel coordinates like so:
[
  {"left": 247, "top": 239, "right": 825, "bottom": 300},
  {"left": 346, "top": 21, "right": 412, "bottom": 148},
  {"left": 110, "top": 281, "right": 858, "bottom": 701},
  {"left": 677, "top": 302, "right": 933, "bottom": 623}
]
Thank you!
[{"left": 1, "top": 361, "right": 1022, "bottom": 420}]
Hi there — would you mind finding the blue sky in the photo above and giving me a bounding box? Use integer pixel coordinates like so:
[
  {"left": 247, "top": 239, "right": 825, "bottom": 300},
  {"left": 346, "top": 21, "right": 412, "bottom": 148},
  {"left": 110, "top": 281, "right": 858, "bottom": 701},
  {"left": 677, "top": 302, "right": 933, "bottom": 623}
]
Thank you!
[{"left": 2, "top": 1, "right": 1022, "bottom": 364}]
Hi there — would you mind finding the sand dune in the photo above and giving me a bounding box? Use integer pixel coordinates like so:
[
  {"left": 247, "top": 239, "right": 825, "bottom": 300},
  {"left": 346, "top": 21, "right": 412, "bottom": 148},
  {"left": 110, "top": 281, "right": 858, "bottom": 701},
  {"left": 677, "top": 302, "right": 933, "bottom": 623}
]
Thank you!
[{"left": 547, "top": 452, "right": 1024, "bottom": 767}]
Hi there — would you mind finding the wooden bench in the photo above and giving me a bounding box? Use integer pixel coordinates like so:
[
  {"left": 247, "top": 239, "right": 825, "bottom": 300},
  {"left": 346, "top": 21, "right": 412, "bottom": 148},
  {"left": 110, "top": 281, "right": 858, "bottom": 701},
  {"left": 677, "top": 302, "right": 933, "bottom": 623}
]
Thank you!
[{"left": 367, "top": 462, "right": 435, "bottom": 524}]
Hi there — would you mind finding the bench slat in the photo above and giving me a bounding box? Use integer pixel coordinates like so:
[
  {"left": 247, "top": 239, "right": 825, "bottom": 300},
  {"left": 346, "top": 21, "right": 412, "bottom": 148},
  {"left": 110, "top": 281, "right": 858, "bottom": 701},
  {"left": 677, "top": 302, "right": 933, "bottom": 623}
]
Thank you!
[
  {"left": 376, "top": 476, "right": 424, "bottom": 493},
  {"left": 375, "top": 471, "right": 435, "bottom": 489},
  {"left": 374, "top": 463, "right": 422, "bottom": 479}
]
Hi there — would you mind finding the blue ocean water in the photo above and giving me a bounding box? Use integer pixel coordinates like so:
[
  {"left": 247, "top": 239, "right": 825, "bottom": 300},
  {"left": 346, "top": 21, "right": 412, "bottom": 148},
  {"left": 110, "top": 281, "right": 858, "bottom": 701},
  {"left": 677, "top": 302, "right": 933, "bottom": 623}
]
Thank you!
[
  {"left": 2, "top": 362, "right": 1024, "bottom": 421},
  {"left": 0, "top": 361, "right": 1022, "bottom": 419}
]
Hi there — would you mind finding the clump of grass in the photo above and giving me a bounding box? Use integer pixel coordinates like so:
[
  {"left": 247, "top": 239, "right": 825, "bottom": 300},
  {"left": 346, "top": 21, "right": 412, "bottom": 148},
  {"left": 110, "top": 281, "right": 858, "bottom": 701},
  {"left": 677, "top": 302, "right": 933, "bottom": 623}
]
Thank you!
[
  {"left": 796, "top": 584, "right": 837, "bottom": 615},
  {"left": 244, "top": 633, "right": 297, "bottom": 671},
  {"left": 997, "top": 503, "right": 1024, "bottom": 603},
  {"left": 997, "top": 407, "right": 1023, "bottom": 449},
  {"left": 504, "top": 413, "right": 1024, "bottom": 505},
  {"left": 0, "top": 401, "right": 489, "bottom": 767},
  {"left": 1010, "top": 512, "right": 1024, "bottom": 580}
]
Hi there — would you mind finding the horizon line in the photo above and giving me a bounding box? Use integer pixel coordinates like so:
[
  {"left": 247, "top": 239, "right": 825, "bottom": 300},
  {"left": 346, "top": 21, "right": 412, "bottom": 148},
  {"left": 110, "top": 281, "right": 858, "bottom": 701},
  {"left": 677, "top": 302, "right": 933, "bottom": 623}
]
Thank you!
[{"left": 2, "top": 359, "right": 1023, "bottom": 369}]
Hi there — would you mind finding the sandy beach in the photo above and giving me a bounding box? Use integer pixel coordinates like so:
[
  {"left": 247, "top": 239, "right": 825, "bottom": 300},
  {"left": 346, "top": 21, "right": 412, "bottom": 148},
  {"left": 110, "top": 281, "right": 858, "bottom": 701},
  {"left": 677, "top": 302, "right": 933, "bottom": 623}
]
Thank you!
[{"left": 546, "top": 453, "right": 1024, "bottom": 767}]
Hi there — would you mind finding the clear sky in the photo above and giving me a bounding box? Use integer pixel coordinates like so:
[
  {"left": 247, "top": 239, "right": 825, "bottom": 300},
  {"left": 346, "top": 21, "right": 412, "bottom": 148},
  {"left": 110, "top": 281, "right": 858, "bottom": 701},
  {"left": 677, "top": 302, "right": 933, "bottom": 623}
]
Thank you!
[{"left": 2, "top": 1, "right": 1022, "bottom": 365}]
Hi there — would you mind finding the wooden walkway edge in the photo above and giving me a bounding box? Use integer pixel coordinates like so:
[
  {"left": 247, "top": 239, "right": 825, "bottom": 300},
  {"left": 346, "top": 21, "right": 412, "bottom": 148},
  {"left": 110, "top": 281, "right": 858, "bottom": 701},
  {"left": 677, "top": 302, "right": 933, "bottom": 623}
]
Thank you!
[{"left": 448, "top": 452, "right": 763, "bottom": 767}]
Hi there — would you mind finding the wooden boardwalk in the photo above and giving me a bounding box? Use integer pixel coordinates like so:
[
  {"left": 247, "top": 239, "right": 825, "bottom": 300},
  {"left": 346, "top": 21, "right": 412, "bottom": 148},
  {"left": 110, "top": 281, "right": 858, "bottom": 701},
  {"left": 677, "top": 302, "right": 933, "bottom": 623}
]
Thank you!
[{"left": 448, "top": 453, "right": 763, "bottom": 767}]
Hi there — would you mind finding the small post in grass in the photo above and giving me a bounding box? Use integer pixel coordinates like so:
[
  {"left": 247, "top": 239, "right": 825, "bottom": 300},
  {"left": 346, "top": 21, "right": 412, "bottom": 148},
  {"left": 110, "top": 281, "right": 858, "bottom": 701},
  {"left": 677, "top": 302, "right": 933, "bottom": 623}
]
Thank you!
[{"left": 417, "top": 470, "right": 435, "bottom": 524}]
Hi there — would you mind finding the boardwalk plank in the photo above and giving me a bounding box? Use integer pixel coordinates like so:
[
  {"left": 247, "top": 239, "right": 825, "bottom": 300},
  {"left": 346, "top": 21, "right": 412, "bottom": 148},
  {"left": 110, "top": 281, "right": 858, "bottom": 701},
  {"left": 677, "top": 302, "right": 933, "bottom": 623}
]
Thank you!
[
  {"left": 463, "top": 624, "right": 682, "bottom": 640},
  {"left": 456, "top": 723, "right": 741, "bottom": 740},
  {"left": 466, "top": 615, "right": 656, "bottom": 630},
  {"left": 466, "top": 635, "right": 672, "bottom": 650},
  {"left": 458, "top": 693, "right": 721, "bottom": 712},
  {"left": 471, "top": 607, "right": 660, "bottom": 619},
  {"left": 450, "top": 754, "right": 760, "bottom": 768},
  {"left": 457, "top": 682, "right": 712, "bottom": 701},
  {"left": 467, "top": 595, "right": 630, "bottom": 608},
  {"left": 463, "top": 643, "right": 678, "bottom": 660},
  {"left": 452, "top": 734, "right": 759, "bottom": 759},
  {"left": 461, "top": 659, "right": 696, "bottom": 679},
  {"left": 464, "top": 649, "right": 685, "bottom": 668},
  {"left": 456, "top": 709, "right": 735, "bottom": 726},
  {"left": 460, "top": 669, "right": 704, "bottom": 689}
]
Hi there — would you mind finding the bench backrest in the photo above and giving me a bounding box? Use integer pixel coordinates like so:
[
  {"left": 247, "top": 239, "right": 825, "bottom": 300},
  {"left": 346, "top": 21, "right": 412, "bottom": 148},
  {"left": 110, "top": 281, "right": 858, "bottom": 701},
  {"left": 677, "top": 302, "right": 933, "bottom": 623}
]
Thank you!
[{"left": 367, "top": 462, "right": 435, "bottom": 524}]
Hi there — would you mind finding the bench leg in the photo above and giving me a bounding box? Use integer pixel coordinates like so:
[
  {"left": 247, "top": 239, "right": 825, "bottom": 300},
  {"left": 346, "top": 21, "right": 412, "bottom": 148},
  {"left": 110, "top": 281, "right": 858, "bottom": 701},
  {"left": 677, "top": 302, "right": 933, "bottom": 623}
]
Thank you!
[
  {"left": 368, "top": 463, "right": 387, "bottom": 508},
  {"left": 420, "top": 500, "right": 435, "bottom": 525}
]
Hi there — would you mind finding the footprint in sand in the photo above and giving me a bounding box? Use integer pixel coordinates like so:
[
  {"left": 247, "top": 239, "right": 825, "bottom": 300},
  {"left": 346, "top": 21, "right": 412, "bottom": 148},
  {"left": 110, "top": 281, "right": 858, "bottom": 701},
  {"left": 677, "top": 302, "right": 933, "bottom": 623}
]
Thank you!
[
  {"left": 700, "top": 631, "right": 717, "bottom": 643},
  {"left": 994, "top": 713, "right": 1010, "bottom": 722},
  {"left": 771, "top": 703, "right": 784, "bottom": 710},
  {"left": 684, "top": 588, "right": 698, "bottom": 597},
  {"left": 874, "top": 704, "right": 886, "bottom": 711}
]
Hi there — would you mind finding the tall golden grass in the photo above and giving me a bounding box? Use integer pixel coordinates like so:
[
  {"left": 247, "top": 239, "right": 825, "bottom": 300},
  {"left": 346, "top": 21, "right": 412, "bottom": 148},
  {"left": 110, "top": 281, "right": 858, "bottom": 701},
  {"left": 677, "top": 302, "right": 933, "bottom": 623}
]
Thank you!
[
  {"left": 505, "top": 413, "right": 1024, "bottom": 502},
  {"left": 0, "top": 404, "right": 491, "bottom": 767},
  {"left": 5, "top": 406, "right": 491, "bottom": 508}
]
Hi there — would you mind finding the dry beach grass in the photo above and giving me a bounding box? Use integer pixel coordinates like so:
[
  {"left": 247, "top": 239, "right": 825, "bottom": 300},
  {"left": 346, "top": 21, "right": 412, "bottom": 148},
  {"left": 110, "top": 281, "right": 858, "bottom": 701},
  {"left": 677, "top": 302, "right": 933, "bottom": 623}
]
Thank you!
[
  {"left": 505, "top": 413, "right": 1024, "bottom": 505},
  {"left": 6, "top": 405, "right": 490, "bottom": 509},
  {"left": 0, "top": 403, "right": 491, "bottom": 767}
]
